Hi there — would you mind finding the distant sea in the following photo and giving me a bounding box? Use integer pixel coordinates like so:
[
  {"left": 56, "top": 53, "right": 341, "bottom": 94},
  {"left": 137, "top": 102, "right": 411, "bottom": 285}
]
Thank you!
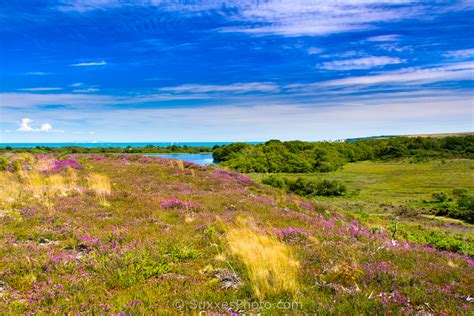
[{"left": 0, "top": 142, "right": 261, "bottom": 148}]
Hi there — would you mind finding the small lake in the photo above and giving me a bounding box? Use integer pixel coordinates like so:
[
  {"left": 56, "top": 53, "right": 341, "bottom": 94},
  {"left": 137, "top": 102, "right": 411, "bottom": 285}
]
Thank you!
[{"left": 144, "top": 153, "right": 215, "bottom": 166}]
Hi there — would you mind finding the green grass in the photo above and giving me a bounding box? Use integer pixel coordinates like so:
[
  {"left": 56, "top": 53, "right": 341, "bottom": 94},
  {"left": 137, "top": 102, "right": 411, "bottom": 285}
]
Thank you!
[{"left": 250, "top": 159, "right": 474, "bottom": 205}]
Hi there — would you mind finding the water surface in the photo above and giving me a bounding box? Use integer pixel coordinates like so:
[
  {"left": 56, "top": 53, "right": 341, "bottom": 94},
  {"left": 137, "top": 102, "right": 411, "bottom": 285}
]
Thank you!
[{"left": 146, "top": 153, "right": 214, "bottom": 166}]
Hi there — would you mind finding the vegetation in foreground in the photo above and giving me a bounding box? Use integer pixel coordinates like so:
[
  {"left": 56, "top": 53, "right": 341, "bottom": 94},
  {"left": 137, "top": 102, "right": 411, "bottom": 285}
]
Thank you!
[{"left": 0, "top": 153, "right": 473, "bottom": 314}]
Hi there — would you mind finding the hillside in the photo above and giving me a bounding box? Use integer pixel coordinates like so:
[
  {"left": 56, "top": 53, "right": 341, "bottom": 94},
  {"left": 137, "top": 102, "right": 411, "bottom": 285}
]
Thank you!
[{"left": 0, "top": 154, "right": 473, "bottom": 314}]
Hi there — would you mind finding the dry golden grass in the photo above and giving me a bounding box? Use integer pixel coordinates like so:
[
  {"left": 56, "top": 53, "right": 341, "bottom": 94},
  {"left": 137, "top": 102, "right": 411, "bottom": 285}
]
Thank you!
[
  {"left": 86, "top": 173, "right": 111, "bottom": 205},
  {"left": 0, "top": 160, "right": 83, "bottom": 212},
  {"left": 226, "top": 217, "right": 299, "bottom": 299},
  {"left": 175, "top": 160, "right": 184, "bottom": 171},
  {"left": 0, "top": 172, "right": 21, "bottom": 212},
  {"left": 23, "top": 171, "right": 45, "bottom": 199}
]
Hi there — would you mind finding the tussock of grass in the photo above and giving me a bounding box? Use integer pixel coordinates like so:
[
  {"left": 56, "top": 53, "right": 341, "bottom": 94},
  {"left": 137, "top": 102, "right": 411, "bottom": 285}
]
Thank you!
[
  {"left": 226, "top": 217, "right": 299, "bottom": 299},
  {"left": 0, "top": 172, "right": 21, "bottom": 210},
  {"left": 87, "top": 173, "right": 112, "bottom": 205}
]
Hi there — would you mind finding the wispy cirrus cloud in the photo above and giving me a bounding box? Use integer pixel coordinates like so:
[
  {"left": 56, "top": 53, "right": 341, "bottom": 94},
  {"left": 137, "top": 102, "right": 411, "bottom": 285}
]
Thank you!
[
  {"left": 70, "top": 60, "right": 107, "bottom": 67},
  {"left": 53, "top": 1, "right": 453, "bottom": 38},
  {"left": 320, "top": 56, "right": 405, "bottom": 70},
  {"left": 443, "top": 48, "right": 474, "bottom": 59},
  {"left": 307, "top": 47, "right": 324, "bottom": 55},
  {"left": 24, "top": 71, "right": 52, "bottom": 76},
  {"left": 72, "top": 88, "right": 100, "bottom": 93},
  {"left": 367, "top": 34, "right": 400, "bottom": 42},
  {"left": 159, "top": 82, "right": 280, "bottom": 94},
  {"left": 217, "top": 1, "right": 425, "bottom": 37},
  {"left": 319, "top": 61, "right": 474, "bottom": 86}
]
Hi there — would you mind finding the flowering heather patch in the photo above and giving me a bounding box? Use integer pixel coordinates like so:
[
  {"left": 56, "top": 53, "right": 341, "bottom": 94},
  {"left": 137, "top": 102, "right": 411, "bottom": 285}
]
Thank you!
[
  {"left": 159, "top": 197, "right": 202, "bottom": 210},
  {"left": 0, "top": 154, "right": 473, "bottom": 314},
  {"left": 49, "top": 158, "right": 82, "bottom": 172},
  {"left": 274, "top": 226, "right": 310, "bottom": 244},
  {"left": 211, "top": 168, "right": 254, "bottom": 186}
]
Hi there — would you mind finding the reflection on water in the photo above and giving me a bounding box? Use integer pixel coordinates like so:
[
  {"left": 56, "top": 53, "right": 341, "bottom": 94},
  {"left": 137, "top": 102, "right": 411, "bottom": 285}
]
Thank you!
[{"left": 144, "top": 153, "right": 214, "bottom": 166}]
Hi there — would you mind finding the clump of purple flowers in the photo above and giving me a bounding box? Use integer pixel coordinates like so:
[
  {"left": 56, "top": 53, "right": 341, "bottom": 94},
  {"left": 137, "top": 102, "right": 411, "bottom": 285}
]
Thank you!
[
  {"left": 363, "top": 261, "right": 393, "bottom": 281},
  {"left": 159, "top": 198, "right": 202, "bottom": 210},
  {"left": 49, "top": 159, "right": 82, "bottom": 172},
  {"left": 212, "top": 169, "right": 254, "bottom": 186},
  {"left": 299, "top": 201, "right": 315, "bottom": 212},
  {"left": 274, "top": 226, "right": 310, "bottom": 244}
]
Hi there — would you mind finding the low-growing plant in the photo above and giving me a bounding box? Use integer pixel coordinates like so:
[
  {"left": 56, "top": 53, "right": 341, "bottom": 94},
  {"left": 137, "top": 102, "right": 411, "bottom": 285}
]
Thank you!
[{"left": 432, "top": 191, "right": 448, "bottom": 203}]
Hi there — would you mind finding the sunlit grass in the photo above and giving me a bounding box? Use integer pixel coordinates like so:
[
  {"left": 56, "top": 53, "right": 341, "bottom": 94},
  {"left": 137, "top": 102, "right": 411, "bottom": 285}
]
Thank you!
[
  {"left": 87, "top": 173, "right": 112, "bottom": 206},
  {"left": 226, "top": 217, "right": 299, "bottom": 299}
]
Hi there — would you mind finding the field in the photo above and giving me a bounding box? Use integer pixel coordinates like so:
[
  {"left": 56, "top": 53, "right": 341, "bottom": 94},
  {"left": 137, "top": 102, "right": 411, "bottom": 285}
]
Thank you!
[
  {"left": 250, "top": 159, "right": 474, "bottom": 209},
  {"left": 0, "top": 154, "right": 473, "bottom": 314}
]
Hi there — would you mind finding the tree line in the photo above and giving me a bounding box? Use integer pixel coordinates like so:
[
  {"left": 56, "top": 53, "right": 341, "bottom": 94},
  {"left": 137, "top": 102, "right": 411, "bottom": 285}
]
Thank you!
[{"left": 212, "top": 136, "right": 474, "bottom": 173}]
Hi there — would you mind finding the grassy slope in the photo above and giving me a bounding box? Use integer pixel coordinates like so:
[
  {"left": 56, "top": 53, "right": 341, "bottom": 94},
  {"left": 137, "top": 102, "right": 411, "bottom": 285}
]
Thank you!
[
  {"left": 251, "top": 159, "right": 474, "bottom": 233},
  {"left": 1, "top": 155, "right": 473, "bottom": 314}
]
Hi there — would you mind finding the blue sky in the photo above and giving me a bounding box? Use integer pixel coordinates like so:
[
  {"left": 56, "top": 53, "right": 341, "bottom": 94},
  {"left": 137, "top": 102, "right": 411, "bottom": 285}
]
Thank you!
[{"left": 1, "top": 0, "right": 473, "bottom": 142}]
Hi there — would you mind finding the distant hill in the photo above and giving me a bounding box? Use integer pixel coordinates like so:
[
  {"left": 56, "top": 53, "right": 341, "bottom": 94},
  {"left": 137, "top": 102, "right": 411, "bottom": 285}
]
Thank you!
[{"left": 345, "top": 131, "right": 474, "bottom": 142}]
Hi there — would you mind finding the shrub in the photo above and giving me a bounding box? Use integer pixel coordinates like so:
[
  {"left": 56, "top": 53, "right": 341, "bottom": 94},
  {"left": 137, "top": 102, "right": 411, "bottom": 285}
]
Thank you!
[
  {"left": 458, "top": 194, "right": 474, "bottom": 211},
  {"left": 432, "top": 192, "right": 448, "bottom": 203},
  {"left": 316, "top": 179, "right": 347, "bottom": 197},
  {"left": 0, "top": 156, "right": 8, "bottom": 170},
  {"left": 262, "top": 176, "right": 347, "bottom": 197},
  {"left": 453, "top": 188, "right": 468, "bottom": 198},
  {"left": 261, "top": 175, "right": 287, "bottom": 189}
]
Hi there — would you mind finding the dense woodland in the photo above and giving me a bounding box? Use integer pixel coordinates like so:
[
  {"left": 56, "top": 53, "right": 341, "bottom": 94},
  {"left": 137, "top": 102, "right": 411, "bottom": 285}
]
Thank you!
[{"left": 213, "top": 136, "right": 474, "bottom": 173}]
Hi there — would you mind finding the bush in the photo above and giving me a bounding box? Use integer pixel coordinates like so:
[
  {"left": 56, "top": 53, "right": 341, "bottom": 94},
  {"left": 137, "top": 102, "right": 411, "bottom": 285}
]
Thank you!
[
  {"left": 315, "top": 179, "right": 347, "bottom": 197},
  {"left": 453, "top": 188, "right": 468, "bottom": 198},
  {"left": 262, "top": 176, "right": 347, "bottom": 197},
  {"left": 0, "top": 156, "right": 8, "bottom": 170},
  {"left": 261, "top": 175, "right": 287, "bottom": 189},
  {"left": 458, "top": 194, "right": 474, "bottom": 211},
  {"left": 432, "top": 192, "right": 448, "bottom": 203}
]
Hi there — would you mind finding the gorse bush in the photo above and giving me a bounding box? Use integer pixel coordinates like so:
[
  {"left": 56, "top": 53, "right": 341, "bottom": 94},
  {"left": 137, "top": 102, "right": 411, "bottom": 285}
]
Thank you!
[{"left": 262, "top": 175, "right": 347, "bottom": 197}]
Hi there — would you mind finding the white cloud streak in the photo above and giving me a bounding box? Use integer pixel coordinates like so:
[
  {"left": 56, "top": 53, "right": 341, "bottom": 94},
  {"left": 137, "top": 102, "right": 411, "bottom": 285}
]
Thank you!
[
  {"left": 319, "top": 61, "right": 474, "bottom": 86},
  {"left": 159, "top": 82, "right": 280, "bottom": 94},
  {"left": 320, "top": 56, "right": 405, "bottom": 70},
  {"left": 367, "top": 34, "right": 400, "bottom": 42},
  {"left": 443, "top": 48, "right": 474, "bottom": 59},
  {"left": 70, "top": 61, "right": 107, "bottom": 67},
  {"left": 24, "top": 72, "right": 52, "bottom": 75}
]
